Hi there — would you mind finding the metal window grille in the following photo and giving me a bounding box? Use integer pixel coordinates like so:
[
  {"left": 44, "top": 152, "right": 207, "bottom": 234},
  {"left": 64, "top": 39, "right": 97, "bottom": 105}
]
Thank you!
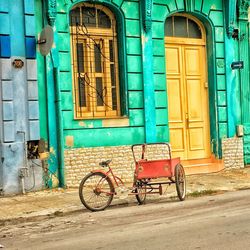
[{"left": 70, "top": 4, "right": 120, "bottom": 118}]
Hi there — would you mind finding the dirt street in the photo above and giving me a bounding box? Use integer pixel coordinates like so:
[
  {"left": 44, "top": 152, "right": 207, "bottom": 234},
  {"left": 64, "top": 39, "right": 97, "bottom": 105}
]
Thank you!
[{"left": 1, "top": 189, "right": 250, "bottom": 250}]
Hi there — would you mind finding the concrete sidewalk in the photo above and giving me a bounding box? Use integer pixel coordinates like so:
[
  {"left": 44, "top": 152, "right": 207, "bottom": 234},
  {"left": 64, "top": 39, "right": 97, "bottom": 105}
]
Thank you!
[{"left": 1, "top": 167, "right": 250, "bottom": 223}]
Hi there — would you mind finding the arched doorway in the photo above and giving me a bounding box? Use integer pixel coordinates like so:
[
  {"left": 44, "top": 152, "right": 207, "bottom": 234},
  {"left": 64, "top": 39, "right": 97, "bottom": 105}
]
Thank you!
[{"left": 165, "top": 14, "right": 211, "bottom": 160}]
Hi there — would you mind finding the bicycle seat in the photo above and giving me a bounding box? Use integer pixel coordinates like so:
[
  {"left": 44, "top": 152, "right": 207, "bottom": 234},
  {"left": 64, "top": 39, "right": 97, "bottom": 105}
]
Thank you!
[{"left": 99, "top": 159, "right": 112, "bottom": 167}]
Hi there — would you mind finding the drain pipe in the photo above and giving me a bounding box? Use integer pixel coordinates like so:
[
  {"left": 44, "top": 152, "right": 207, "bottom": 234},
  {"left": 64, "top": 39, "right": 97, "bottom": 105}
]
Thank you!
[
  {"left": 49, "top": 18, "right": 65, "bottom": 187},
  {"left": 19, "top": 168, "right": 27, "bottom": 194},
  {"left": 20, "top": 172, "right": 25, "bottom": 194},
  {"left": 17, "top": 131, "right": 28, "bottom": 194},
  {"left": 53, "top": 66, "right": 65, "bottom": 187}
]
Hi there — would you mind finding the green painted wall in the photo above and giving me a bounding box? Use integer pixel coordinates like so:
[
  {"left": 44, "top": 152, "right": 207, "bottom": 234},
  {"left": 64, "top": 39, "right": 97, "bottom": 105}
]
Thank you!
[
  {"left": 35, "top": 0, "right": 48, "bottom": 142},
  {"left": 56, "top": 0, "right": 241, "bottom": 154},
  {"left": 56, "top": 0, "right": 148, "bottom": 148},
  {"left": 246, "top": 14, "right": 250, "bottom": 163},
  {"left": 238, "top": 3, "right": 250, "bottom": 164},
  {"left": 37, "top": 0, "right": 248, "bottom": 161},
  {"left": 35, "top": 0, "right": 61, "bottom": 187}
]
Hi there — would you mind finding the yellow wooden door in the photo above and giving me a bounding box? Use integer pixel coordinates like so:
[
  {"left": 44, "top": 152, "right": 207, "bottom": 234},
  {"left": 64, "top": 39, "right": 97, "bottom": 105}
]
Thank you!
[{"left": 166, "top": 43, "right": 210, "bottom": 160}]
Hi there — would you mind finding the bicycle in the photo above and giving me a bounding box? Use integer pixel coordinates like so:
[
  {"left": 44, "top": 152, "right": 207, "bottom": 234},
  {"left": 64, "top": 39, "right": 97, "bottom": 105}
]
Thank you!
[{"left": 79, "top": 143, "right": 186, "bottom": 212}]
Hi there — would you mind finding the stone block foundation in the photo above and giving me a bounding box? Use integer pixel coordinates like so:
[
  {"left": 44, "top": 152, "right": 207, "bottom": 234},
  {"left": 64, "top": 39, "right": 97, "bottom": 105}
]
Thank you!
[
  {"left": 222, "top": 137, "right": 244, "bottom": 169},
  {"left": 64, "top": 144, "right": 171, "bottom": 187},
  {"left": 65, "top": 139, "right": 244, "bottom": 187}
]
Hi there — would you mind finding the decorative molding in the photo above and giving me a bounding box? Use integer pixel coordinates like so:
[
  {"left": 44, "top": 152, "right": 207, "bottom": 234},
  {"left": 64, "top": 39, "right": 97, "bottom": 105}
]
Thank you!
[
  {"left": 142, "top": 0, "right": 153, "bottom": 33},
  {"left": 237, "top": 0, "right": 249, "bottom": 20},
  {"left": 184, "top": 0, "right": 193, "bottom": 12},
  {"left": 225, "top": 0, "right": 237, "bottom": 37},
  {"left": 47, "top": 0, "right": 57, "bottom": 26}
]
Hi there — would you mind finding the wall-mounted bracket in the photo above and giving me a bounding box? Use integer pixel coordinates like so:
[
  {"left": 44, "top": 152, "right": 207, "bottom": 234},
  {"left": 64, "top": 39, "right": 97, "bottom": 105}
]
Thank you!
[
  {"left": 46, "top": 0, "right": 57, "bottom": 26},
  {"left": 142, "top": 0, "right": 153, "bottom": 33},
  {"left": 225, "top": 0, "right": 237, "bottom": 38}
]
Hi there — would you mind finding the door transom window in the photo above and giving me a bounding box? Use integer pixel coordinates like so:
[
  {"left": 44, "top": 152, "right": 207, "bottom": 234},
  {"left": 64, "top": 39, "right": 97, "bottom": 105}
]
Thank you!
[{"left": 165, "top": 15, "right": 202, "bottom": 39}]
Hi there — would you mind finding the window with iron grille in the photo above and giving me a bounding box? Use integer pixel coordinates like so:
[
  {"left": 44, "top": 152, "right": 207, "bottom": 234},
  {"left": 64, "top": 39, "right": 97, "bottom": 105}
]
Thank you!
[{"left": 70, "top": 4, "right": 120, "bottom": 118}]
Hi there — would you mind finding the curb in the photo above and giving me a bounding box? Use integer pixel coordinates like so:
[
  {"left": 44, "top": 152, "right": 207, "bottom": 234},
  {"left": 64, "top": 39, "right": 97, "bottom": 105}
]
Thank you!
[{"left": 0, "top": 189, "right": 236, "bottom": 226}]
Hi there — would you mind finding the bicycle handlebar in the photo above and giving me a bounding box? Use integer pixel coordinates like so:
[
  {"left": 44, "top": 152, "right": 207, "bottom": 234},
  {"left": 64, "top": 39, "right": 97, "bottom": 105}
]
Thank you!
[{"left": 131, "top": 142, "right": 172, "bottom": 163}]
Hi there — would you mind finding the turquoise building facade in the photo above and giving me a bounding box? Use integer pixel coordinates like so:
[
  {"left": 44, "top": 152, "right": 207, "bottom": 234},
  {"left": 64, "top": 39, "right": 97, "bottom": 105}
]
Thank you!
[{"left": 34, "top": 0, "right": 249, "bottom": 188}]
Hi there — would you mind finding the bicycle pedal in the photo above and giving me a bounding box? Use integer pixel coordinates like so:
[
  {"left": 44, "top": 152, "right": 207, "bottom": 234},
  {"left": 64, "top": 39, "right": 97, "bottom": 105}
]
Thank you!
[{"left": 116, "top": 186, "right": 130, "bottom": 199}]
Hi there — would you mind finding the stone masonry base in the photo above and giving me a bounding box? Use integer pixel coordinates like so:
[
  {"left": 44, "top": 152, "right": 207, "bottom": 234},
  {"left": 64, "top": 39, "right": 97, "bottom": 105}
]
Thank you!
[
  {"left": 64, "top": 144, "right": 171, "bottom": 187},
  {"left": 222, "top": 137, "right": 244, "bottom": 169},
  {"left": 65, "top": 138, "right": 244, "bottom": 187}
]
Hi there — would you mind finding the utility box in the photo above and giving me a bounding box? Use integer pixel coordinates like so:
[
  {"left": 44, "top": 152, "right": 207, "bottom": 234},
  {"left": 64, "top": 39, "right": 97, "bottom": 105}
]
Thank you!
[{"left": 236, "top": 125, "right": 244, "bottom": 137}]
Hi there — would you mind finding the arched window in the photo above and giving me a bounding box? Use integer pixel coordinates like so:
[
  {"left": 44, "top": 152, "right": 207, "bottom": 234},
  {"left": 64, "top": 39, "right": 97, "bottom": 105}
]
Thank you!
[
  {"left": 70, "top": 4, "right": 120, "bottom": 118},
  {"left": 165, "top": 15, "right": 202, "bottom": 39}
]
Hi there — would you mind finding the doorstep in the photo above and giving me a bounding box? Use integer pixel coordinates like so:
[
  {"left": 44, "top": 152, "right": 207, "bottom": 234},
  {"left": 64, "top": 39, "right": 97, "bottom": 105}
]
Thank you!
[{"left": 181, "top": 155, "right": 224, "bottom": 175}]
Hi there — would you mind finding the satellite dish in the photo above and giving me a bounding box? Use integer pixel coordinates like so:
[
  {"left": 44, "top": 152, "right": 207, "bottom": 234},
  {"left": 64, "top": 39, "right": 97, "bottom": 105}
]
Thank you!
[{"left": 37, "top": 25, "right": 54, "bottom": 56}]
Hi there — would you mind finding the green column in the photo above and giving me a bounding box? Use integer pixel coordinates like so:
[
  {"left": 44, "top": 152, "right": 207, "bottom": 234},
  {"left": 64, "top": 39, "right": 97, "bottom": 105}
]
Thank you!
[
  {"left": 238, "top": 4, "right": 250, "bottom": 123},
  {"left": 224, "top": 0, "right": 242, "bottom": 137},
  {"left": 45, "top": 53, "right": 60, "bottom": 187},
  {"left": 35, "top": 0, "right": 59, "bottom": 188},
  {"left": 47, "top": 0, "right": 65, "bottom": 187},
  {"left": 38, "top": 0, "right": 64, "bottom": 187},
  {"left": 141, "top": 0, "right": 156, "bottom": 143},
  {"left": 35, "top": 0, "right": 48, "bottom": 141},
  {"left": 224, "top": 36, "right": 240, "bottom": 137},
  {"left": 238, "top": 0, "right": 250, "bottom": 164}
]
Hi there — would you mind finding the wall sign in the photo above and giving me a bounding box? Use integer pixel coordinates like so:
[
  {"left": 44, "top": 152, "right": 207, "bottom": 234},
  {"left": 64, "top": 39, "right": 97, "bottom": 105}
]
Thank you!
[
  {"left": 231, "top": 61, "right": 244, "bottom": 70},
  {"left": 12, "top": 59, "right": 24, "bottom": 68}
]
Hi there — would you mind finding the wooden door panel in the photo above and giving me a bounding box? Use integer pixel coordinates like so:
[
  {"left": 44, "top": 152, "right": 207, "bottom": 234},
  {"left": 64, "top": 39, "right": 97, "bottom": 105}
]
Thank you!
[
  {"left": 167, "top": 77, "right": 186, "bottom": 158},
  {"left": 184, "top": 48, "right": 201, "bottom": 76},
  {"left": 166, "top": 42, "right": 210, "bottom": 160},
  {"left": 186, "top": 79, "right": 203, "bottom": 121},
  {"left": 166, "top": 47, "right": 181, "bottom": 74},
  {"left": 170, "top": 129, "right": 185, "bottom": 149},
  {"left": 184, "top": 46, "right": 210, "bottom": 159},
  {"left": 168, "top": 79, "right": 183, "bottom": 122},
  {"left": 169, "top": 128, "right": 186, "bottom": 158},
  {"left": 166, "top": 45, "right": 187, "bottom": 159},
  {"left": 188, "top": 128, "right": 205, "bottom": 150}
]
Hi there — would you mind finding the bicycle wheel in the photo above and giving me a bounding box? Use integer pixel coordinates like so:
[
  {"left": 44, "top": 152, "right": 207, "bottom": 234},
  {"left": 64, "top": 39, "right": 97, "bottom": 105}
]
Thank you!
[
  {"left": 135, "top": 181, "right": 147, "bottom": 204},
  {"left": 175, "top": 164, "right": 186, "bottom": 201},
  {"left": 79, "top": 172, "right": 114, "bottom": 211}
]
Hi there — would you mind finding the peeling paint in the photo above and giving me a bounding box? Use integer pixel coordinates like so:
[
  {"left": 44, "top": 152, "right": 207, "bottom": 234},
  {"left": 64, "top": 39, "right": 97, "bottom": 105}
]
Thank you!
[
  {"left": 141, "top": 34, "right": 146, "bottom": 46},
  {"left": 87, "top": 123, "right": 94, "bottom": 128},
  {"left": 50, "top": 147, "right": 56, "bottom": 155},
  {"left": 78, "top": 121, "right": 86, "bottom": 127},
  {"left": 211, "top": 4, "right": 217, "bottom": 10},
  {"left": 78, "top": 121, "right": 94, "bottom": 128},
  {"left": 65, "top": 136, "right": 74, "bottom": 147},
  {"left": 217, "top": 59, "right": 225, "bottom": 68},
  {"left": 141, "top": 34, "right": 150, "bottom": 45},
  {"left": 51, "top": 173, "right": 59, "bottom": 187}
]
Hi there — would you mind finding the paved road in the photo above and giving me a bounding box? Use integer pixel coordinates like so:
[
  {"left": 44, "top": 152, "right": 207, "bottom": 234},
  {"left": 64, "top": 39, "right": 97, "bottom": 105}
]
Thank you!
[{"left": 1, "top": 190, "right": 250, "bottom": 250}]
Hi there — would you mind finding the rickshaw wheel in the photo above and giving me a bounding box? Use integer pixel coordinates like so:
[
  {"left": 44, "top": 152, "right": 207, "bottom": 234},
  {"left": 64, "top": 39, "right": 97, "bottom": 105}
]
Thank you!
[
  {"left": 79, "top": 172, "right": 114, "bottom": 211},
  {"left": 175, "top": 164, "right": 186, "bottom": 201},
  {"left": 135, "top": 181, "right": 147, "bottom": 204}
]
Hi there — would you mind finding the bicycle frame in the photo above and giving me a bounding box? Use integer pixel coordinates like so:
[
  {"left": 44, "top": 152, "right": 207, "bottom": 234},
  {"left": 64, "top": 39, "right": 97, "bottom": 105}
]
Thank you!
[
  {"left": 79, "top": 143, "right": 186, "bottom": 212},
  {"left": 91, "top": 168, "right": 126, "bottom": 194}
]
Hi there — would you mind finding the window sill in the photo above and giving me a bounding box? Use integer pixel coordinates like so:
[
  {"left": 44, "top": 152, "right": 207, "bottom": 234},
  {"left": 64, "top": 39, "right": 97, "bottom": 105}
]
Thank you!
[
  {"left": 75, "top": 117, "right": 129, "bottom": 128},
  {"left": 102, "top": 117, "right": 129, "bottom": 127}
]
